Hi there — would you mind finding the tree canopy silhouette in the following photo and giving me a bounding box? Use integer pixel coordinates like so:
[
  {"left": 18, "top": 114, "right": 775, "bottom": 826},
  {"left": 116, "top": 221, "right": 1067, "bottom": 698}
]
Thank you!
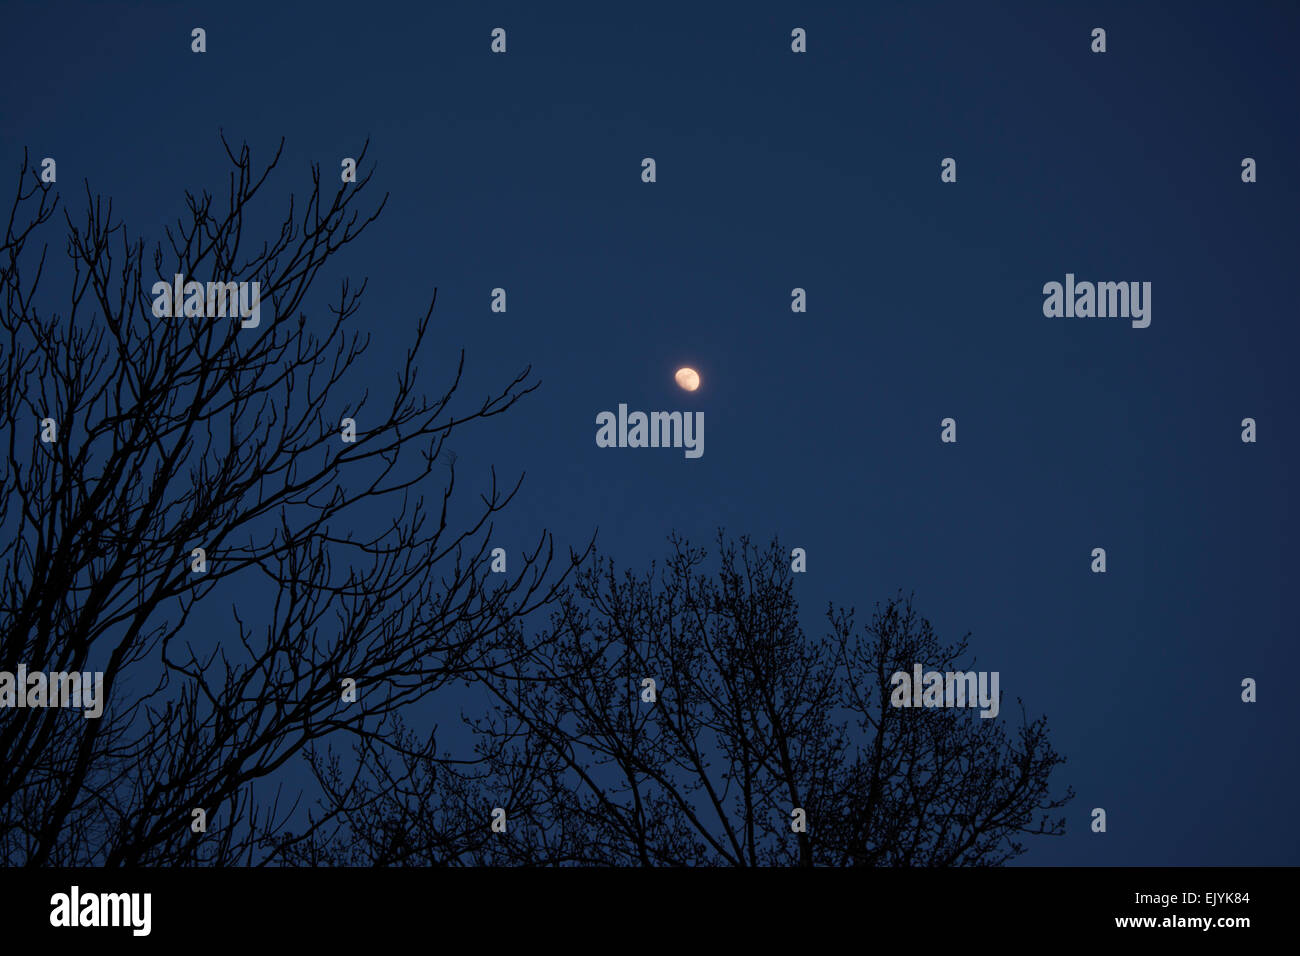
[
  {"left": 0, "top": 139, "right": 582, "bottom": 865},
  {"left": 300, "top": 532, "right": 1073, "bottom": 866}
]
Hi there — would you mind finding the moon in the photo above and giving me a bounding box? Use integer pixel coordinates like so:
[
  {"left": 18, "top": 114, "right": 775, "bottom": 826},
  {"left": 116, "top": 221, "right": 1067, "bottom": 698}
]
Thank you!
[{"left": 675, "top": 367, "right": 700, "bottom": 392}]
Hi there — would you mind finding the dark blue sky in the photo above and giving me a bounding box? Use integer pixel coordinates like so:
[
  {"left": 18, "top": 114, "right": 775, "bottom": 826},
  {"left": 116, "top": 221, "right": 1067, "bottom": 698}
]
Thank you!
[{"left": 3, "top": 0, "right": 1296, "bottom": 865}]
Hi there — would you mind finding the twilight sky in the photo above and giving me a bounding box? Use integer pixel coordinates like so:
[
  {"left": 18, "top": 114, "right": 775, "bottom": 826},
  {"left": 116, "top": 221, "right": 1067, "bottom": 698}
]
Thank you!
[{"left": 2, "top": 0, "right": 1297, "bottom": 865}]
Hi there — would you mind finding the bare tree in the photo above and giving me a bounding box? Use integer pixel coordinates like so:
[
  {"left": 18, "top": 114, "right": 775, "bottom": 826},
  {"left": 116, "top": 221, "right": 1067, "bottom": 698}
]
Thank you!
[
  {"left": 0, "top": 139, "right": 583, "bottom": 865},
  {"left": 305, "top": 532, "right": 1072, "bottom": 865}
]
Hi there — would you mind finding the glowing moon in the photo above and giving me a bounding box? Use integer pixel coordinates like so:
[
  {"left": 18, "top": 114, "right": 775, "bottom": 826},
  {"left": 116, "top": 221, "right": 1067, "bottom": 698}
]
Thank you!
[{"left": 675, "top": 367, "right": 700, "bottom": 391}]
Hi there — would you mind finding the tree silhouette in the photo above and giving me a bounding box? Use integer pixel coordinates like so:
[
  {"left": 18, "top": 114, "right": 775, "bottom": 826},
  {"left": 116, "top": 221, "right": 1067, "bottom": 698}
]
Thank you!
[
  {"left": 300, "top": 532, "right": 1073, "bottom": 865},
  {"left": 0, "top": 140, "right": 583, "bottom": 865}
]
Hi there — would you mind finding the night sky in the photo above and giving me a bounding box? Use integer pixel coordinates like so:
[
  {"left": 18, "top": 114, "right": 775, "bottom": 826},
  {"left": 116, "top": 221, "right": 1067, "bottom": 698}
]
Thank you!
[{"left": 3, "top": 0, "right": 1297, "bottom": 866}]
